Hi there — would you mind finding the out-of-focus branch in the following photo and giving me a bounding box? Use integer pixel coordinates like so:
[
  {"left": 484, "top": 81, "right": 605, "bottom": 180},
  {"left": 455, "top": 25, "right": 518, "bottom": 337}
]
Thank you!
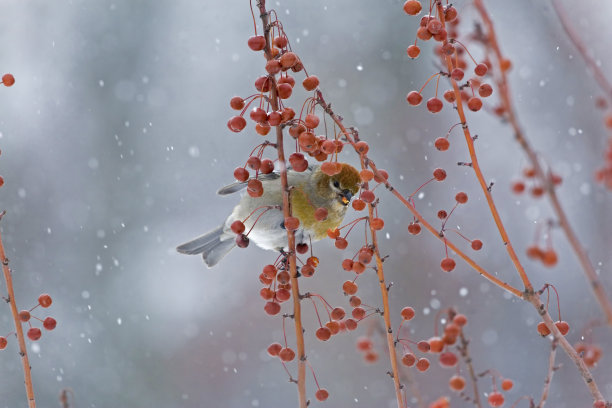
[{"left": 473, "top": 0, "right": 612, "bottom": 328}]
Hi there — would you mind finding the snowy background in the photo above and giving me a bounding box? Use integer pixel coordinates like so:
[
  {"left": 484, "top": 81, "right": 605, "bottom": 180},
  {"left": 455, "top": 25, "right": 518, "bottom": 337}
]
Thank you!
[{"left": 0, "top": 0, "right": 611, "bottom": 407}]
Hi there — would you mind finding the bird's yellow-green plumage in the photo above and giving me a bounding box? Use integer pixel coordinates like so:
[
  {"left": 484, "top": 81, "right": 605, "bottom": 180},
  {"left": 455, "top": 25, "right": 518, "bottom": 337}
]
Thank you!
[{"left": 291, "top": 163, "right": 361, "bottom": 239}]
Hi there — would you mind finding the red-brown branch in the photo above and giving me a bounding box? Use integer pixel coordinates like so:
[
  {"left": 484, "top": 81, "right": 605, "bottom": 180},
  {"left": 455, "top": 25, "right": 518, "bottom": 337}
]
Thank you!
[
  {"left": 257, "top": 2, "right": 306, "bottom": 407},
  {"left": 0, "top": 212, "right": 36, "bottom": 408}
]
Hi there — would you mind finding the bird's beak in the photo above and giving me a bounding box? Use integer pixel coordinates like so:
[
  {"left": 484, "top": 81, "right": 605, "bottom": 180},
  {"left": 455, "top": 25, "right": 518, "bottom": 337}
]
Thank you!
[{"left": 341, "top": 189, "right": 352, "bottom": 205}]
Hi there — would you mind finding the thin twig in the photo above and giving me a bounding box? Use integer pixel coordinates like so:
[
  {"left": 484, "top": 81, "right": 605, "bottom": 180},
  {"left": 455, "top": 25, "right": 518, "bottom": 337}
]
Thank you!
[
  {"left": 0, "top": 213, "right": 37, "bottom": 408},
  {"left": 537, "top": 340, "right": 558, "bottom": 408}
]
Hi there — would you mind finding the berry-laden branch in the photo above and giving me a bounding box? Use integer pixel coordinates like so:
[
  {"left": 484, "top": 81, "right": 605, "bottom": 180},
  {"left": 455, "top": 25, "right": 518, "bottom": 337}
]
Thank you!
[
  {"left": 0, "top": 212, "right": 37, "bottom": 408},
  {"left": 472, "top": 0, "right": 612, "bottom": 329},
  {"left": 256, "top": 2, "right": 306, "bottom": 407},
  {"left": 316, "top": 90, "right": 524, "bottom": 299}
]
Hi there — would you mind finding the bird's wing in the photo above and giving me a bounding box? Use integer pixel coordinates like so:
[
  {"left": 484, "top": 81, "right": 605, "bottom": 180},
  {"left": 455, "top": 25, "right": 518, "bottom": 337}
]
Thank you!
[{"left": 216, "top": 165, "right": 314, "bottom": 196}]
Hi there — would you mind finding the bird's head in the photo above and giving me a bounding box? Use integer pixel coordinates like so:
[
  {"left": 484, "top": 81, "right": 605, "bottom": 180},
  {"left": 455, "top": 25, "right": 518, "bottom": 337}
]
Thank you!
[{"left": 315, "top": 163, "right": 361, "bottom": 206}]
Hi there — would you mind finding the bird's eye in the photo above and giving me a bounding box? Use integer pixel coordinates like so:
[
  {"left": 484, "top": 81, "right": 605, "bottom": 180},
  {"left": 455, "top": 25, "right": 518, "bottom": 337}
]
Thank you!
[{"left": 333, "top": 180, "right": 340, "bottom": 188}]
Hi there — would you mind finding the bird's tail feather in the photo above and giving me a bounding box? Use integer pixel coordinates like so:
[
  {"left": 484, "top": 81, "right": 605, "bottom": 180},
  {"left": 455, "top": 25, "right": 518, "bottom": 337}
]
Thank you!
[{"left": 177, "top": 226, "right": 236, "bottom": 268}]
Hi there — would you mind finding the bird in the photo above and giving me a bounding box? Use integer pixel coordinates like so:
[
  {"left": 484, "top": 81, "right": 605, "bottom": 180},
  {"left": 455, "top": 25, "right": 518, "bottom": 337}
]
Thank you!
[{"left": 177, "top": 163, "right": 361, "bottom": 268}]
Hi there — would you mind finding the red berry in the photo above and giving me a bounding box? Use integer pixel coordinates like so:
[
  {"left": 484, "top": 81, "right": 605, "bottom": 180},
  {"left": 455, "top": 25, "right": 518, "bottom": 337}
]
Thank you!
[
  {"left": 537, "top": 322, "right": 551, "bottom": 336},
  {"left": 443, "top": 89, "right": 456, "bottom": 103},
  {"left": 43, "top": 317, "right": 57, "bottom": 331},
  {"left": 478, "top": 83, "right": 493, "bottom": 97},
  {"left": 556, "top": 320, "right": 570, "bottom": 335},
  {"left": 316, "top": 327, "right": 332, "bottom": 341},
  {"left": 352, "top": 199, "right": 366, "bottom": 211},
  {"left": 427, "top": 97, "right": 443, "bottom": 113},
  {"left": 233, "top": 167, "right": 249, "bottom": 182},
  {"left": 416, "top": 357, "right": 430, "bottom": 372},
  {"left": 440, "top": 257, "right": 456, "bottom": 272},
  {"left": 407, "top": 45, "right": 421, "bottom": 58},
  {"left": 1, "top": 74, "right": 14, "bottom": 87},
  {"left": 341, "top": 259, "right": 354, "bottom": 271},
  {"left": 487, "top": 392, "right": 504, "bottom": 407},
  {"left": 417, "top": 341, "right": 430, "bottom": 353},
  {"left": 279, "top": 347, "right": 296, "bottom": 362},
  {"left": 437, "top": 210, "right": 447, "bottom": 219},
  {"left": 229, "top": 96, "right": 245, "bottom": 110},
  {"left": 445, "top": 6, "right": 458, "bottom": 21},
  {"left": 349, "top": 296, "right": 361, "bottom": 307},
  {"left": 296, "top": 243, "right": 309, "bottom": 254},
  {"left": 264, "top": 301, "right": 281, "bottom": 315},
  {"left": 268, "top": 111, "right": 282, "bottom": 126},
  {"left": 345, "top": 318, "right": 358, "bottom": 330},
  {"left": 401, "top": 353, "right": 416, "bottom": 366},
  {"left": 439, "top": 351, "right": 458, "bottom": 367},
  {"left": 301, "top": 264, "right": 315, "bottom": 277},
  {"left": 265, "top": 59, "right": 282, "bottom": 75},
  {"left": 315, "top": 389, "right": 329, "bottom": 401},
  {"left": 542, "top": 249, "right": 558, "bottom": 267},
  {"left": 401, "top": 306, "right": 415, "bottom": 320},
  {"left": 39, "top": 294, "right": 53, "bottom": 308},
  {"left": 302, "top": 75, "right": 319, "bottom": 91},
  {"left": 235, "top": 234, "right": 249, "bottom": 248},
  {"left": 511, "top": 180, "right": 525, "bottom": 194},
  {"left": 331, "top": 307, "right": 346, "bottom": 321},
  {"left": 474, "top": 63, "right": 488, "bottom": 76},
  {"left": 453, "top": 314, "right": 468, "bottom": 326},
  {"left": 370, "top": 218, "right": 384, "bottom": 230},
  {"left": 501, "top": 378, "right": 513, "bottom": 391},
  {"left": 471, "top": 240, "right": 483, "bottom": 250},
  {"left": 273, "top": 36, "right": 288, "bottom": 48},
  {"left": 247, "top": 179, "right": 264, "bottom": 198},
  {"left": 450, "top": 68, "right": 464, "bottom": 81},
  {"left": 356, "top": 336, "right": 373, "bottom": 351},
  {"left": 304, "top": 113, "right": 320, "bottom": 129},
  {"left": 355, "top": 141, "right": 370, "bottom": 155},
  {"left": 449, "top": 375, "right": 466, "bottom": 391},
  {"left": 246, "top": 156, "right": 261, "bottom": 171},
  {"left": 277, "top": 83, "right": 293, "bottom": 99},
  {"left": 434, "top": 137, "right": 450, "bottom": 151},
  {"left": 0, "top": 336, "right": 7, "bottom": 349},
  {"left": 406, "top": 91, "right": 423, "bottom": 106},
  {"left": 335, "top": 237, "right": 348, "bottom": 250},
  {"left": 284, "top": 217, "right": 300, "bottom": 231},
  {"left": 352, "top": 307, "right": 366, "bottom": 320},
  {"left": 429, "top": 336, "right": 445, "bottom": 352},
  {"left": 433, "top": 168, "right": 447, "bottom": 181},
  {"left": 267, "top": 342, "right": 282, "bottom": 356},
  {"left": 407, "top": 222, "right": 421, "bottom": 235},
  {"left": 403, "top": 0, "right": 422, "bottom": 15},
  {"left": 467, "top": 97, "right": 483, "bottom": 112},
  {"left": 279, "top": 51, "right": 298, "bottom": 69},
  {"left": 254, "top": 76, "right": 271, "bottom": 92},
  {"left": 247, "top": 36, "right": 266, "bottom": 51},
  {"left": 227, "top": 116, "right": 247, "bottom": 132},
  {"left": 455, "top": 192, "right": 468, "bottom": 203},
  {"left": 18, "top": 310, "right": 31, "bottom": 322},
  {"left": 426, "top": 18, "right": 443, "bottom": 34},
  {"left": 260, "top": 159, "right": 275, "bottom": 174},
  {"left": 360, "top": 190, "right": 375, "bottom": 203},
  {"left": 27, "top": 328, "right": 42, "bottom": 341},
  {"left": 342, "top": 281, "right": 358, "bottom": 295}
]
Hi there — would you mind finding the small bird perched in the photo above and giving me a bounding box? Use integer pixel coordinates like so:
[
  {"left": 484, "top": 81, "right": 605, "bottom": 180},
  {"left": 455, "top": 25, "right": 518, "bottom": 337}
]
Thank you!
[{"left": 177, "top": 163, "right": 361, "bottom": 267}]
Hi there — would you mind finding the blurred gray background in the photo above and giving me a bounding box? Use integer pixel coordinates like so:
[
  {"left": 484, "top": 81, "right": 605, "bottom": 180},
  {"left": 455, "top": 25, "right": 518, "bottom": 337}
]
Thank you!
[{"left": 0, "top": 0, "right": 610, "bottom": 407}]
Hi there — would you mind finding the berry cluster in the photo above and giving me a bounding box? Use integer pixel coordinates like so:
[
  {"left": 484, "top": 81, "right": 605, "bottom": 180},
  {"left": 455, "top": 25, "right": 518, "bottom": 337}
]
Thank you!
[{"left": 0, "top": 293, "right": 56, "bottom": 348}]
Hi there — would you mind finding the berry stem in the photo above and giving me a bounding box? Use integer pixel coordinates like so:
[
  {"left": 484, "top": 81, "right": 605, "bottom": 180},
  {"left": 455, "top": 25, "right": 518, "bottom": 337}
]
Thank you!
[{"left": 0, "top": 212, "right": 37, "bottom": 408}]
